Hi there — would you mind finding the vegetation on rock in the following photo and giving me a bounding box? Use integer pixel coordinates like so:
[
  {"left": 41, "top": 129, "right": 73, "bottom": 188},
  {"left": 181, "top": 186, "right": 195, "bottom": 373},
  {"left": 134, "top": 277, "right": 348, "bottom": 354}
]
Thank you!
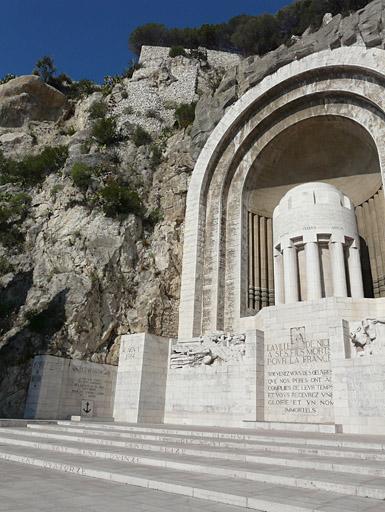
[
  {"left": 0, "top": 74, "right": 16, "bottom": 85},
  {"left": 92, "top": 117, "right": 119, "bottom": 146},
  {"left": 71, "top": 162, "right": 95, "bottom": 190},
  {"left": 100, "top": 180, "right": 143, "bottom": 217},
  {"left": 0, "top": 147, "right": 68, "bottom": 187},
  {"left": 175, "top": 103, "right": 196, "bottom": 129},
  {"left": 0, "top": 192, "right": 31, "bottom": 250},
  {"left": 132, "top": 126, "right": 152, "bottom": 147},
  {"left": 88, "top": 100, "right": 108, "bottom": 120},
  {"left": 169, "top": 46, "right": 187, "bottom": 58},
  {"left": 0, "top": 256, "right": 14, "bottom": 276},
  {"left": 129, "top": 0, "right": 372, "bottom": 56}
]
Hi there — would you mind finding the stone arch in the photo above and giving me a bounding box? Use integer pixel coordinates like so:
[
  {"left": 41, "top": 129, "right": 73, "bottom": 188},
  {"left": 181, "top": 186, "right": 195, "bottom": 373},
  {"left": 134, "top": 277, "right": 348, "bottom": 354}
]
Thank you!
[{"left": 179, "top": 47, "right": 385, "bottom": 340}]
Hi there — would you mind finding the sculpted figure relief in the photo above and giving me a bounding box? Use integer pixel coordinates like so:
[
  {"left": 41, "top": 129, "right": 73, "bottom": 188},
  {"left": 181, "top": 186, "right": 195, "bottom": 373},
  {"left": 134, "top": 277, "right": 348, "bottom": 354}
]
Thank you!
[
  {"left": 170, "top": 334, "right": 246, "bottom": 369},
  {"left": 350, "top": 319, "right": 385, "bottom": 356}
]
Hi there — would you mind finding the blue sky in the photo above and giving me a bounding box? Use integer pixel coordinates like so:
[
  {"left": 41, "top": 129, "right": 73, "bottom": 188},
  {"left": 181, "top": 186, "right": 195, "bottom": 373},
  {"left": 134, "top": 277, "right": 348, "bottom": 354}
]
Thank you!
[{"left": 0, "top": 0, "right": 288, "bottom": 83}]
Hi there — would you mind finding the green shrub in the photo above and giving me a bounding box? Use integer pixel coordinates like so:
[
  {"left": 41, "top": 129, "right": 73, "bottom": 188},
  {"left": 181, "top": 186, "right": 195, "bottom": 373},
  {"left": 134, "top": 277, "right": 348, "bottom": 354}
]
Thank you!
[
  {"left": 6, "top": 192, "right": 31, "bottom": 216},
  {"left": 0, "top": 256, "right": 14, "bottom": 276},
  {"left": 175, "top": 102, "right": 196, "bottom": 129},
  {"left": 122, "top": 62, "right": 143, "bottom": 79},
  {"left": 33, "top": 56, "right": 56, "bottom": 83},
  {"left": 0, "top": 73, "right": 16, "bottom": 85},
  {"left": 100, "top": 181, "right": 143, "bottom": 217},
  {"left": 0, "top": 147, "right": 68, "bottom": 187},
  {"left": 0, "top": 226, "right": 25, "bottom": 249},
  {"left": 0, "top": 194, "right": 31, "bottom": 220},
  {"left": 145, "top": 208, "right": 164, "bottom": 227},
  {"left": 0, "top": 192, "right": 31, "bottom": 250},
  {"left": 169, "top": 46, "right": 186, "bottom": 58},
  {"left": 71, "top": 162, "right": 95, "bottom": 190},
  {"left": 101, "top": 75, "right": 122, "bottom": 96},
  {"left": 88, "top": 101, "right": 108, "bottom": 119},
  {"left": 146, "top": 109, "right": 160, "bottom": 119},
  {"left": 67, "top": 79, "right": 99, "bottom": 99},
  {"left": 132, "top": 126, "right": 152, "bottom": 147},
  {"left": 189, "top": 48, "right": 208, "bottom": 61},
  {"left": 150, "top": 144, "right": 163, "bottom": 169},
  {"left": 92, "top": 117, "right": 118, "bottom": 145},
  {"left": 51, "top": 184, "right": 64, "bottom": 198}
]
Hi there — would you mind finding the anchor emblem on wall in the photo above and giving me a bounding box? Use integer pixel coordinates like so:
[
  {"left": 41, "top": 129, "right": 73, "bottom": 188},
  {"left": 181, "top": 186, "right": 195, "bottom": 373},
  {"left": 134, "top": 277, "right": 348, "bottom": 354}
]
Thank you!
[{"left": 81, "top": 399, "right": 94, "bottom": 417}]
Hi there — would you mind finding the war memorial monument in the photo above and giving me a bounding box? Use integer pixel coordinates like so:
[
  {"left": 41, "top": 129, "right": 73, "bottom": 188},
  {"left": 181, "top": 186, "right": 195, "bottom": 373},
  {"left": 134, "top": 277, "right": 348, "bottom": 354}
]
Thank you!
[
  {"left": 3, "top": 5, "right": 385, "bottom": 509},
  {"left": 23, "top": 46, "right": 385, "bottom": 437}
]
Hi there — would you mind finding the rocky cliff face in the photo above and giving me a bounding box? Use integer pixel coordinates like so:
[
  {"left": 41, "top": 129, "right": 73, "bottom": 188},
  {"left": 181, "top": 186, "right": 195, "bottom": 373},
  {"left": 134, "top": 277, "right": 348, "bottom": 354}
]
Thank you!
[{"left": 1, "top": 0, "right": 385, "bottom": 418}]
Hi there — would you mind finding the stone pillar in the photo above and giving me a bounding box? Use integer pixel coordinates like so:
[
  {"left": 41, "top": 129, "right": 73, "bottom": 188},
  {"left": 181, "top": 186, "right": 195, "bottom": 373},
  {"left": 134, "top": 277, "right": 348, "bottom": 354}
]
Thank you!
[
  {"left": 348, "top": 246, "right": 364, "bottom": 298},
  {"left": 113, "top": 333, "right": 170, "bottom": 423},
  {"left": 283, "top": 244, "right": 299, "bottom": 303},
  {"left": 273, "top": 252, "right": 284, "bottom": 305},
  {"left": 330, "top": 242, "right": 348, "bottom": 297},
  {"left": 305, "top": 242, "right": 322, "bottom": 300}
]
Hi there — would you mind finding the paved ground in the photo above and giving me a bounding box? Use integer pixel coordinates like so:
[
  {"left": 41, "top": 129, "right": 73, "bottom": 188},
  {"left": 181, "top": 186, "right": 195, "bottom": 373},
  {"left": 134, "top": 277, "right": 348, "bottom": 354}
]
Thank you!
[{"left": 0, "top": 460, "right": 248, "bottom": 512}]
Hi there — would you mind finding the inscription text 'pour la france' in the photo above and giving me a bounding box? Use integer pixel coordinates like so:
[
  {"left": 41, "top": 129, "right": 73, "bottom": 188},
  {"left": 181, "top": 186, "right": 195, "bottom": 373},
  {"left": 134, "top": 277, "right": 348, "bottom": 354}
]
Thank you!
[{"left": 266, "top": 339, "right": 330, "bottom": 366}]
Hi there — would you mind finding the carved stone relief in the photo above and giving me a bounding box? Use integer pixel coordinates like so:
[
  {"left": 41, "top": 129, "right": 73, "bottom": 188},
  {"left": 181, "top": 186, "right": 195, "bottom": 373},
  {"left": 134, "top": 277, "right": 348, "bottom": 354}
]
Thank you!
[
  {"left": 350, "top": 319, "right": 385, "bottom": 356},
  {"left": 170, "top": 333, "right": 246, "bottom": 369}
]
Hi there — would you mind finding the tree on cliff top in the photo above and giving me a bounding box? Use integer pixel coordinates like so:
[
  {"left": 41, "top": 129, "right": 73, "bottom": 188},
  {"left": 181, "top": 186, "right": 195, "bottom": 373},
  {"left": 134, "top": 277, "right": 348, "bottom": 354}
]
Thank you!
[{"left": 129, "top": 0, "right": 373, "bottom": 57}]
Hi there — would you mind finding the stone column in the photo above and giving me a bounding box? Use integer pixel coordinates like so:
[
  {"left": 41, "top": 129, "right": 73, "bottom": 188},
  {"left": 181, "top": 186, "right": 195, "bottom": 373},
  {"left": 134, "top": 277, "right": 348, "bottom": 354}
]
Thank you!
[
  {"left": 348, "top": 246, "right": 364, "bottom": 298},
  {"left": 283, "top": 244, "right": 299, "bottom": 303},
  {"left": 273, "top": 252, "right": 284, "bottom": 305},
  {"left": 305, "top": 242, "right": 322, "bottom": 300},
  {"left": 330, "top": 242, "right": 348, "bottom": 297}
]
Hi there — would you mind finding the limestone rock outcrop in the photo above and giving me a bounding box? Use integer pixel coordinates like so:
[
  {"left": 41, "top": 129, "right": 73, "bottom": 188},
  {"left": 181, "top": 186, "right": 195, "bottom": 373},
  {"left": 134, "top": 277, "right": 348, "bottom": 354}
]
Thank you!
[{"left": 0, "top": 75, "right": 68, "bottom": 127}]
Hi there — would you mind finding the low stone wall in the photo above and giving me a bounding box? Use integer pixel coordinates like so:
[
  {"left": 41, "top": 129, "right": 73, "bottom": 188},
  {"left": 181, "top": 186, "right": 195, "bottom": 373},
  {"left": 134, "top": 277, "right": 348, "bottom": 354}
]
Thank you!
[
  {"left": 24, "top": 355, "right": 117, "bottom": 420},
  {"left": 139, "top": 45, "right": 241, "bottom": 69},
  {"left": 164, "top": 332, "right": 261, "bottom": 427}
]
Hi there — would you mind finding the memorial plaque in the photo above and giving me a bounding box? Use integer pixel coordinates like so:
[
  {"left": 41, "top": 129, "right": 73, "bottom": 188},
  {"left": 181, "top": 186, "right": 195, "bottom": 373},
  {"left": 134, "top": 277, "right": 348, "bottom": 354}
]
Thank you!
[
  {"left": 265, "top": 327, "right": 333, "bottom": 423},
  {"left": 25, "top": 355, "right": 117, "bottom": 420}
]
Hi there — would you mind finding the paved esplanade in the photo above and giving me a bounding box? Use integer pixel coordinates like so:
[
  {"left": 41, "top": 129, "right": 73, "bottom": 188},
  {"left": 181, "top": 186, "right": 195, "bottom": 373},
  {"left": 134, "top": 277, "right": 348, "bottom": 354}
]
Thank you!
[{"left": 0, "top": 460, "right": 245, "bottom": 512}]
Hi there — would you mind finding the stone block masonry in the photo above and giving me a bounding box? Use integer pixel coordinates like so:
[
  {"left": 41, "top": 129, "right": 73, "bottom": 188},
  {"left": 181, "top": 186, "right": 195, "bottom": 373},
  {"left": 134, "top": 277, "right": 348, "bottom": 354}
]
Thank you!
[
  {"left": 139, "top": 45, "right": 241, "bottom": 69},
  {"left": 24, "top": 355, "right": 117, "bottom": 420},
  {"left": 113, "top": 333, "right": 170, "bottom": 423}
]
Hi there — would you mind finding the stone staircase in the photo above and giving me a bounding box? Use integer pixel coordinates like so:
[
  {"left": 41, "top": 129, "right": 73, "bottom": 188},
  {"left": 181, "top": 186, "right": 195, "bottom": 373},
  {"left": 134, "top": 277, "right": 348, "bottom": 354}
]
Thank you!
[{"left": 1, "top": 422, "right": 385, "bottom": 511}]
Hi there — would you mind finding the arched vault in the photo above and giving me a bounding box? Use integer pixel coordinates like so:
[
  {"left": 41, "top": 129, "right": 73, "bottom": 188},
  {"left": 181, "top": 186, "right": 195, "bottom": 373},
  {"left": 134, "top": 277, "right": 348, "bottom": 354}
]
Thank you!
[{"left": 178, "top": 48, "right": 385, "bottom": 340}]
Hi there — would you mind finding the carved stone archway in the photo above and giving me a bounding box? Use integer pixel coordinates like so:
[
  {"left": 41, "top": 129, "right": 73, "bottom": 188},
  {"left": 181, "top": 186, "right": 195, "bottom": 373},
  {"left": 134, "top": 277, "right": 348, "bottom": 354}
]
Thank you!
[{"left": 179, "top": 48, "right": 385, "bottom": 340}]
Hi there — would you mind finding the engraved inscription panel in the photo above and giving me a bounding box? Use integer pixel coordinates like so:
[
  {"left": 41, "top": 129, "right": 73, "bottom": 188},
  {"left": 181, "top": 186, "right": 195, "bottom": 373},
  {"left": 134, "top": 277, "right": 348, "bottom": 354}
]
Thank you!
[{"left": 265, "top": 327, "right": 333, "bottom": 423}]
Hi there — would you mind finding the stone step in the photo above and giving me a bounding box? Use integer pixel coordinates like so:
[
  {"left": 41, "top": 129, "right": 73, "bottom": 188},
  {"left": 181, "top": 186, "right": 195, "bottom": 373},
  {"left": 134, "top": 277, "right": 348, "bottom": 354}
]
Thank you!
[
  {"left": 56, "top": 421, "right": 385, "bottom": 450},
  {"left": 27, "top": 423, "right": 385, "bottom": 461},
  {"left": 1, "top": 429, "right": 385, "bottom": 498},
  {"left": 242, "top": 421, "right": 342, "bottom": 434},
  {"left": 17, "top": 427, "right": 385, "bottom": 472},
  {"left": 0, "top": 442, "right": 384, "bottom": 512}
]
